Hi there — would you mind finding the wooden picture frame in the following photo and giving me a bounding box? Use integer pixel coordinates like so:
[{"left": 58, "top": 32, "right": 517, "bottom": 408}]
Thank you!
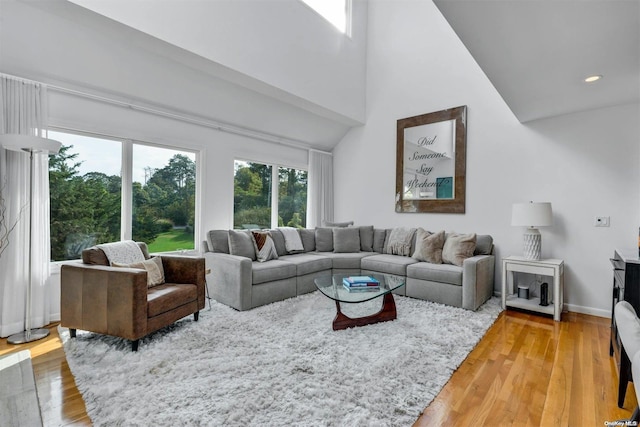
[{"left": 395, "top": 105, "right": 467, "bottom": 213}]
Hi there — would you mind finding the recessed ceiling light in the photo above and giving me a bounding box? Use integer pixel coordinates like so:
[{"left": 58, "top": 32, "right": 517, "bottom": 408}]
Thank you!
[{"left": 584, "top": 75, "right": 603, "bottom": 83}]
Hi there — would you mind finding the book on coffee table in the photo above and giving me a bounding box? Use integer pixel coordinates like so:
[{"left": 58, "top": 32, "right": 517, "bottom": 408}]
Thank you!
[
  {"left": 343, "top": 283, "right": 380, "bottom": 292},
  {"left": 343, "top": 276, "right": 380, "bottom": 287}
]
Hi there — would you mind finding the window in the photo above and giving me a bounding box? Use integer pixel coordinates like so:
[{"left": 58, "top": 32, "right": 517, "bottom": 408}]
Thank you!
[
  {"left": 234, "top": 160, "right": 307, "bottom": 230},
  {"left": 301, "top": 0, "right": 350, "bottom": 34},
  {"left": 48, "top": 131, "right": 197, "bottom": 261}
]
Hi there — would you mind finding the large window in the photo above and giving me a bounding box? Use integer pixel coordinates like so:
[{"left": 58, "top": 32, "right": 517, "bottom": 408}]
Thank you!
[
  {"left": 49, "top": 131, "right": 197, "bottom": 260},
  {"left": 234, "top": 160, "right": 307, "bottom": 230}
]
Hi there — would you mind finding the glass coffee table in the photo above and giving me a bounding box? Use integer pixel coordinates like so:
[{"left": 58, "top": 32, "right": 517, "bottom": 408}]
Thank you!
[{"left": 315, "top": 273, "right": 406, "bottom": 331}]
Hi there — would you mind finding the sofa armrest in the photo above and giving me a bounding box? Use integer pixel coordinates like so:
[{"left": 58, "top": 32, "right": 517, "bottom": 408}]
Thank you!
[
  {"left": 60, "top": 263, "right": 148, "bottom": 340},
  {"left": 161, "top": 256, "right": 206, "bottom": 310},
  {"left": 462, "top": 254, "right": 496, "bottom": 310},
  {"left": 204, "top": 252, "right": 253, "bottom": 311}
]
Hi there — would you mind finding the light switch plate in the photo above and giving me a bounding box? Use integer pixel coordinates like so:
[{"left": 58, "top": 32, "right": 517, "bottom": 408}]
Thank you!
[{"left": 595, "top": 216, "right": 610, "bottom": 227}]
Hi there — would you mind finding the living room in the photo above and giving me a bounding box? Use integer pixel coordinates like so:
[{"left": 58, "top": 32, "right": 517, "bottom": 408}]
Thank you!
[{"left": 0, "top": 0, "right": 639, "bottom": 425}]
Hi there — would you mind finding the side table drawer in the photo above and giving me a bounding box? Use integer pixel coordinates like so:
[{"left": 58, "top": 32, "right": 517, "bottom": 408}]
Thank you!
[{"left": 505, "top": 263, "right": 555, "bottom": 277}]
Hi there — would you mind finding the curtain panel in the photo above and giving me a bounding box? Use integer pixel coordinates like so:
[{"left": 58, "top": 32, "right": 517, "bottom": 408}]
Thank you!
[
  {"left": 306, "top": 150, "right": 334, "bottom": 228},
  {"left": 0, "top": 75, "right": 53, "bottom": 337}
]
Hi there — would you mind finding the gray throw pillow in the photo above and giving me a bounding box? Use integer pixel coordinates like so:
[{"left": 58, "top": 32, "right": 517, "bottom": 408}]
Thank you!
[
  {"left": 298, "top": 229, "right": 316, "bottom": 252},
  {"left": 315, "top": 227, "right": 334, "bottom": 252},
  {"left": 228, "top": 230, "right": 257, "bottom": 261},
  {"left": 411, "top": 228, "right": 445, "bottom": 264},
  {"left": 359, "top": 226, "right": 374, "bottom": 252},
  {"left": 442, "top": 233, "right": 477, "bottom": 266},
  {"left": 333, "top": 227, "right": 361, "bottom": 253}
]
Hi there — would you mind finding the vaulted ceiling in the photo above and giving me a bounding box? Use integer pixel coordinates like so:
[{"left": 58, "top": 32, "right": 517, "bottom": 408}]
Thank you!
[{"left": 434, "top": 0, "right": 640, "bottom": 123}]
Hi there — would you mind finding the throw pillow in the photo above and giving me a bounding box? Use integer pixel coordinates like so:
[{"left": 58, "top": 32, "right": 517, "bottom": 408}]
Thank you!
[
  {"left": 251, "top": 231, "right": 279, "bottom": 262},
  {"left": 113, "top": 256, "right": 165, "bottom": 288},
  {"left": 474, "top": 235, "right": 494, "bottom": 255},
  {"left": 384, "top": 227, "right": 417, "bottom": 256},
  {"left": 228, "top": 230, "right": 257, "bottom": 261},
  {"left": 373, "top": 229, "right": 387, "bottom": 253},
  {"left": 412, "top": 229, "right": 445, "bottom": 264},
  {"left": 276, "top": 227, "right": 305, "bottom": 253},
  {"left": 359, "top": 226, "right": 374, "bottom": 252},
  {"left": 315, "top": 227, "right": 334, "bottom": 252},
  {"left": 333, "top": 227, "right": 361, "bottom": 253},
  {"left": 269, "top": 229, "right": 288, "bottom": 257},
  {"left": 442, "top": 233, "right": 477, "bottom": 266}
]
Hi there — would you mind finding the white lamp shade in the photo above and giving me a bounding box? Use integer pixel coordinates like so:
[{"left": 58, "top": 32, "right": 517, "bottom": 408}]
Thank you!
[
  {"left": 511, "top": 202, "right": 553, "bottom": 227},
  {"left": 0, "top": 133, "right": 61, "bottom": 154}
]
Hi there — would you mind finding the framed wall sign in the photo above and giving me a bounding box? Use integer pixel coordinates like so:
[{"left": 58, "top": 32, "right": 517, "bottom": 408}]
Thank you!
[{"left": 395, "top": 105, "right": 467, "bottom": 213}]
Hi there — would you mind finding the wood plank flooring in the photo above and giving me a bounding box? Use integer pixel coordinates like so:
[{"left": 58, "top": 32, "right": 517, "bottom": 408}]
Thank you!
[{"left": 0, "top": 310, "right": 635, "bottom": 426}]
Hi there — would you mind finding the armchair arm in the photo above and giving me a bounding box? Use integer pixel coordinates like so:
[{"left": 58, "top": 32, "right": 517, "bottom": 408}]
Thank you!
[
  {"left": 204, "top": 252, "right": 253, "bottom": 311},
  {"left": 462, "top": 254, "right": 496, "bottom": 310},
  {"left": 160, "top": 256, "right": 206, "bottom": 310},
  {"left": 60, "top": 263, "right": 148, "bottom": 340}
]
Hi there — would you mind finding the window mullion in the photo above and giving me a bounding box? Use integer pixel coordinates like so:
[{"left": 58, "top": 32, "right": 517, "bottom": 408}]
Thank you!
[
  {"left": 271, "top": 165, "right": 279, "bottom": 228},
  {"left": 121, "top": 139, "right": 133, "bottom": 240}
]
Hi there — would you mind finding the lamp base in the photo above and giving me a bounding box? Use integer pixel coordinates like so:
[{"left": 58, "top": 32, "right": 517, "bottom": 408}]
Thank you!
[
  {"left": 523, "top": 228, "right": 542, "bottom": 260},
  {"left": 7, "top": 328, "right": 50, "bottom": 345}
]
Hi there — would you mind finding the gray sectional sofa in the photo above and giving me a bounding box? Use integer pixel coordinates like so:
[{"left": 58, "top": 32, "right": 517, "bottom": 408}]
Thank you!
[{"left": 202, "top": 226, "right": 495, "bottom": 312}]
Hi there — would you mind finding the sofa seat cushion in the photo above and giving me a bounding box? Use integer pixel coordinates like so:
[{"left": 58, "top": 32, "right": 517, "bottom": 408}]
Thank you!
[
  {"left": 360, "top": 254, "right": 418, "bottom": 276},
  {"left": 279, "top": 254, "right": 331, "bottom": 276},
  {"left": 147, "top": 283, "right": 197, "bottom": 317},
  {"left": 312, "top": 252, "right": 378, "bottom": 269},
  {"left": 252, "top": 260, "right": 297, "bottom": 285},
  {"left": 407, "top": 262, "right": 463, "bottom": 286}
]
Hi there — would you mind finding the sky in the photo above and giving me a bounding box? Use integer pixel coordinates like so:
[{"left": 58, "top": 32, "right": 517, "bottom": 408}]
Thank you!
[{"left": 49, "top": 131, "right": 195, "bottom": 184}]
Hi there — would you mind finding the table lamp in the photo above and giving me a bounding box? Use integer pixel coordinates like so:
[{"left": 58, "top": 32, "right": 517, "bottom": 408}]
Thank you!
[{"left": 511, "top": 201, "right": 553, "bottom": 260}]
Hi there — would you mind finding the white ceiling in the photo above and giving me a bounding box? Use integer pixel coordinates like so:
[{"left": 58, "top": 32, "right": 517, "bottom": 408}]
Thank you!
[{"left": 433, "top": 0, "right": 640, "bottom": 123}]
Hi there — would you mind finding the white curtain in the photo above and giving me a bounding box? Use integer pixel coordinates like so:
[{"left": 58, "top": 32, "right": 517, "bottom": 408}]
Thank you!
[
  {"left": 306, "top": 150, "right": 334, "bottom": 228},
  {"left": 0, "top": 75, "right": 53, "bottom": 337}
]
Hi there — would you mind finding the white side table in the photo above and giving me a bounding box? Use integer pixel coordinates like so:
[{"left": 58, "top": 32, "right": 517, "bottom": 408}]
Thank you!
[{"left": 501, "top": 256, "right": 564, "bottom": 321}]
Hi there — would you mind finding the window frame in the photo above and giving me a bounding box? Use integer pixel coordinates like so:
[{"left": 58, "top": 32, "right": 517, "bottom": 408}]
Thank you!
[
  {"left": 233, "top": 158, "right": 308, "bottom": 230},
  {"left": 48, "top": 127, "right": 201, "bottom": 260}
]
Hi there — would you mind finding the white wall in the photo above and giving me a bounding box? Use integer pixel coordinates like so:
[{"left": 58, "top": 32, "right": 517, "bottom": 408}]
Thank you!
[
  {"left": 333, "top": 0, "right": 640, "bottom": 316},
  {"left": 69, "top": 0, "right": 368, "bottom": 124}
]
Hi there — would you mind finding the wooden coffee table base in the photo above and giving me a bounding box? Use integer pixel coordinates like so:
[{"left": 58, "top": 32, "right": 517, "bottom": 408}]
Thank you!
[{"left": 332, "top": 292, "right": 398, "bottom": 331}]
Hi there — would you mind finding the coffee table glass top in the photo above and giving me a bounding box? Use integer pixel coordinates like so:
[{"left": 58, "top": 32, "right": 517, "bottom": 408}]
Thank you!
[{"left": 314, "top": 272, "right": 406, "bottom": 303}]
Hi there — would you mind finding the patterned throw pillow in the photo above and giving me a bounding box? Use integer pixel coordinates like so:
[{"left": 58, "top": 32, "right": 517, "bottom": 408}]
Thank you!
[
  {"left": 411, "top": 228, "right": 445, "bottom": 264},
  {"left": 113, "top": 256, "right": 165, "bottom": 288},
  {"left": 251, "top": 231, "right": 279, "bottom": 262}
]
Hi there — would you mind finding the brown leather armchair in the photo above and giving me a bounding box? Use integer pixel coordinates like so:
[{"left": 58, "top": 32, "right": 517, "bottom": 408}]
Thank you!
[{"left": 61, "top": 244, "right": 206, "bottom": 351}]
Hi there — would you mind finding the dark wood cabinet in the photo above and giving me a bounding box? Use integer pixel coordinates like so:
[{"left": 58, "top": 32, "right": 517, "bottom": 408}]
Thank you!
[{"left": 610, "top": 248, "right": 640, "bottom": 407}]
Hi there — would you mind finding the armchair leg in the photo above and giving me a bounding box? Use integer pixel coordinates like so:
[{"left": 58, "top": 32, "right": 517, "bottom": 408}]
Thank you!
[
  {"left": 131, "top": 340, "right": 139, "bottom": 352},
  {"left": 194, "top": 311, "right": 199, "bottom": 322},
  {"left": 69, "top": 328, "right": 76, "bottom": 338}
]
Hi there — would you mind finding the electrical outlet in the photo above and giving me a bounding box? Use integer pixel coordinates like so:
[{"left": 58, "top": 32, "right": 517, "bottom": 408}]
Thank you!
[{"left": 595, "top": 216, "right": 610, "bottom": 227}]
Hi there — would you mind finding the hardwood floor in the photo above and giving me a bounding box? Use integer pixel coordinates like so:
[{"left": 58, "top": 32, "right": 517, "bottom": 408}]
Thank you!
[{"left": 0, "top": 310, "right": 634, "bottom": 426}]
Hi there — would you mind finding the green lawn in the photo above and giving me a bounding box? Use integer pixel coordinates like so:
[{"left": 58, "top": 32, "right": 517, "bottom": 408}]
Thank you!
[{"left": 147, "top": 229, "right": 194, "bottom": 253}]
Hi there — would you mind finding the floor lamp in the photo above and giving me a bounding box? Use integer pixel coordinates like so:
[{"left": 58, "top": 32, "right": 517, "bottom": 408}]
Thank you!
[{"left": 0, "top": 134, "right": 61, "bottom": 344}]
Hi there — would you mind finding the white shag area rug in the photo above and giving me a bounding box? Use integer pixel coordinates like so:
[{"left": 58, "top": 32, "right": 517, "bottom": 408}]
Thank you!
[{"left": 60, "top": 292, "right": 502, "bottom": 427}]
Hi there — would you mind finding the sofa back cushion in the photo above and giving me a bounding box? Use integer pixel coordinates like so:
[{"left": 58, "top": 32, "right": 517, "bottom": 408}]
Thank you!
[
  {"left": 333, "top": 227, "right": 361, "bottom": 253},
  {"left": 474, "top": 235, "right": 494, "bottom": 255},
  {"left": 315, "top": 227, "right": 334, "bottom": 252},
  {"left": 359, "top": 226, "right": 374, "bottom": 252},
  {"left": 207, "top": 230, "right": 230, "bottom": 254},
  {"left": 268, "top": 229, "right": 288, "bottom": 256},
  {"left": 373, "top": 229, "right": 387, "bottom": 253},
  {"left": 228, "top": 230, "right": 257, "bottom": 261},
  {"left": 82, "top": 242, "right": 150, "bottom": 265},
  {"left": 321, "top": 220, "right": 354, "bottom": 227},
  {"left": 298, "top": 229, "right": 316, "bottom": 252}
]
